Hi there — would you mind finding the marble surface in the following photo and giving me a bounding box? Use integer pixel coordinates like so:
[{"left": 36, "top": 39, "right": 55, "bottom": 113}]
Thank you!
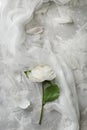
[{"left": 0, "top": 0, "right": 87, "bottom": 130}]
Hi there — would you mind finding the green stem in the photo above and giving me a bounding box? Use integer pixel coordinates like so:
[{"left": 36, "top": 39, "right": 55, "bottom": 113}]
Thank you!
[
  {"left": 39, "top": 82, "right": 45, "bottom": 125},
  {"left": 45, "top": 80, "right": 53, "bottom": 86}
]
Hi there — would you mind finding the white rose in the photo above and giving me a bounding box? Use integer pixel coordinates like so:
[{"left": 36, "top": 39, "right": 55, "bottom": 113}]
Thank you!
[
  {"left": 13, "top": 90, "right": 30, "bottom": 109},
  {"left": 28, "top": 65, "right": 56, "bottom": 82}
]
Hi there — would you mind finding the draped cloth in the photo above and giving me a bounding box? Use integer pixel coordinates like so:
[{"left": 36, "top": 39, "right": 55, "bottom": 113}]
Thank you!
[{"left": 0, "top": 0, "right": 87, "bottom": 130}]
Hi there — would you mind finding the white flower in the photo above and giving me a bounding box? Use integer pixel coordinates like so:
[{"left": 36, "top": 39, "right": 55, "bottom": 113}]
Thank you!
[
  {"left": 13, "top": 90, "right": 30, "bottom": 109},
  {"left": 28, "top": 65, "right": 56, "bottom": 82}
]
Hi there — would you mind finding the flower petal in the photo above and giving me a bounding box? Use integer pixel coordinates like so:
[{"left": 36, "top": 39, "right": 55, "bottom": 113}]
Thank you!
[
  {"left": 18, "top": 99, "right": 30, "bottom": 109},
  {"left": 26, "top": 26, "right": 44, "bottom": 35},
  {"left": 28, "top": 65, "right": 56, "bottom": 82}
]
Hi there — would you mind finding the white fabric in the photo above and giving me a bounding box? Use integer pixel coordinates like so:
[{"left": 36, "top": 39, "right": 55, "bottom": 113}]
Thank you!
[{"left": 0, "top": 0, "right": 87, "bottom": 130}]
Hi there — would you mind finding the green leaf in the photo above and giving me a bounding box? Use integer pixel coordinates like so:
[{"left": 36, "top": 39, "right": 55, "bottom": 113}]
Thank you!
[
  {"left": 44, "top": 84, "right": 60, "bottom": 103},
  {"left": 24, "top": 70, "right": 31, "bottom": 78}
]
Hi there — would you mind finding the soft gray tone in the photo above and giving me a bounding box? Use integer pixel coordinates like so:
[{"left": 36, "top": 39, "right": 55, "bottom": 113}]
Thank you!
[{"left": 0, "top": 0, "right": 87, "bottom": 130}]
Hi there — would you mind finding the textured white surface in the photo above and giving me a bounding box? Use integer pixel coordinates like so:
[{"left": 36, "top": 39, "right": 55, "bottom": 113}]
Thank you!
[{"left": 0, "top": 0, "right": 87, "bottom": 130}]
